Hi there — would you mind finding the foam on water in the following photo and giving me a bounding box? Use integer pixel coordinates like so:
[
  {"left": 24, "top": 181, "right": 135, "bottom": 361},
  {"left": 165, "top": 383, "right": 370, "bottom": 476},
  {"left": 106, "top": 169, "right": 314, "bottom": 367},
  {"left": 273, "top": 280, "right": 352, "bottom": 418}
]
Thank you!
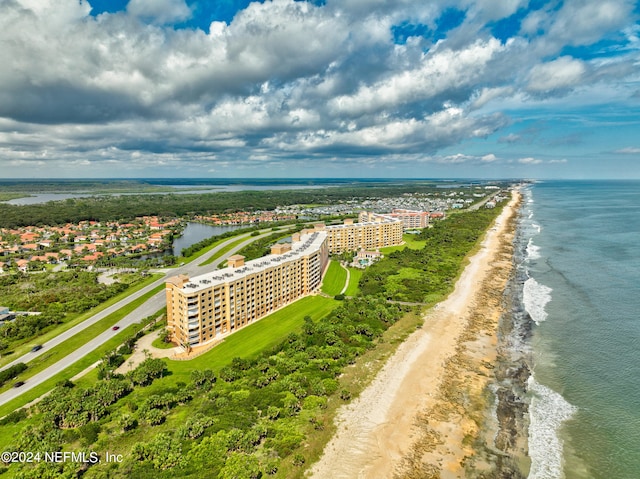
[
  {"left": 528, "top": 376, "right": 577, "bottom": 479},
  {"left": 523, "top": 277, "right": 552, "bottom": 324},
  {"left": 526, "top": 238, "right": 541, "bottom": 260}
]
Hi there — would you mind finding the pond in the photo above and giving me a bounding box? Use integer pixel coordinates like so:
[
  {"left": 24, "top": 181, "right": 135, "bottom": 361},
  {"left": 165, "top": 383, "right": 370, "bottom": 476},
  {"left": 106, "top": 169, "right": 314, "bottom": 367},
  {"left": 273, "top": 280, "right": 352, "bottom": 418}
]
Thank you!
[{"left": 171, "top": 222, "right": 246, "bottom": 256}]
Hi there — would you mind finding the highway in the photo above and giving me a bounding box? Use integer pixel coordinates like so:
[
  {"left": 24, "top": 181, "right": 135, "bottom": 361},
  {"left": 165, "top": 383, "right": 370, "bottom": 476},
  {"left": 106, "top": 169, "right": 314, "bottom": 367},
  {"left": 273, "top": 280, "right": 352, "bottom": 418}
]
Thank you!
[{"left": 0, "top": 227, "right": 293, "bottom": 407}]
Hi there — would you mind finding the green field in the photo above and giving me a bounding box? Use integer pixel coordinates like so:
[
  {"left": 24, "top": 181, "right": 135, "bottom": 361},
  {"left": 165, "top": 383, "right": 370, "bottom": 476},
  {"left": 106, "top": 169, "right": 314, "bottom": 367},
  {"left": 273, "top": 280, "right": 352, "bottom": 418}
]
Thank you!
[
  {"left": 164, "top": 295, "right": 336, "bottom": 381},
  {"left": 344, "top": 267, "right": 363, "bottom": 296},
  {"left": 379, "top": 233, "right": 427, "bottom": 254},
  {"left": 321, "top": 261, "right": 348, "bottom": 296},
  {"left": 197, "top": 234, "right": 251, "bottom": 266}
]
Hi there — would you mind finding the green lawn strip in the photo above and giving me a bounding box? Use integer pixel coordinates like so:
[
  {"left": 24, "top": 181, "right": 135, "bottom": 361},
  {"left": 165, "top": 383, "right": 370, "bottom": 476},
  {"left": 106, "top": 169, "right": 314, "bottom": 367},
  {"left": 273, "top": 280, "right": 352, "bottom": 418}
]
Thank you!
[
  {"left": 198, "top": 234, "right": 253, "bottom": 266},
  {"left": 379, "top": 233, "right": 427, "bottom": 254},
  {"left": 0, "top": 284, "right": 166, "bottom": 395},
  {"left": 168, "top": 295, "right": 337, "bottom": 379},
  {"left": 344, "top": 267, "right": 363, "bottom": 296},
  {"left": 0, "top": 320, "right": 148, "bottom": 432},
  {"left": 320, "top": 261, "right": 348, "bottom": 296},
  {"left": 183, "top": 224, "right": 298, "bottom": 267},
  {"left": 176, "top": 232, "right": 251, "bottom": 265},
  {"left": 0, "top": 274, "right": 163, "bottom": 369}
]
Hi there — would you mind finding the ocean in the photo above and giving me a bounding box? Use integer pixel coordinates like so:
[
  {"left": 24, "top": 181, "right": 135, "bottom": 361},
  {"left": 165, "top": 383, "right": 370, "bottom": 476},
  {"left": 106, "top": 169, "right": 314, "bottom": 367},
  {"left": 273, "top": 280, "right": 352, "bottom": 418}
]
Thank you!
[{"left": 518, "top": 180, "right": 640, "bottom": 479}]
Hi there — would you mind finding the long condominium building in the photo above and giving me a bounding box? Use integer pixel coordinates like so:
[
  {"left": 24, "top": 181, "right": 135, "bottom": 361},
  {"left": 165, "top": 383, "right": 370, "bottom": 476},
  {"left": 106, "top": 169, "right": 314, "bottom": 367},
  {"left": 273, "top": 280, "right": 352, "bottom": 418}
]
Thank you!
[
  {"left": 359, "top": 209, "right": 430, "bottom": 229},
  {"left": 166, "top": 229, "right": 328, "bottom": 347},
  {"left": 166, "top": 217, "right": 404, "bottom": 348},
  {"left": 322, "top": 217, "right": 403, "bottom": 254}
]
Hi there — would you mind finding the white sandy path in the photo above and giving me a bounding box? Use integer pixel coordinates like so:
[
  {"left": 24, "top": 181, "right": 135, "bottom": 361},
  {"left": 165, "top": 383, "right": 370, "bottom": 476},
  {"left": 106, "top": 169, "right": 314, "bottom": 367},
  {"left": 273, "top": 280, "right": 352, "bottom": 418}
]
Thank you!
[
  {"left": 114, "top": 329, "right": 180, "bottom": 374},
  {"left": 308, "top": 193, "right": 518, "bottom": 479}
]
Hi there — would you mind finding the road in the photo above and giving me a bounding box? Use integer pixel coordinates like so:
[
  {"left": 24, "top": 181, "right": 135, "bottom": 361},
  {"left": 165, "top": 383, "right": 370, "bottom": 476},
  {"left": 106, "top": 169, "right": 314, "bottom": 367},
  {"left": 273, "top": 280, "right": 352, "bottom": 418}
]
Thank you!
[
  {"left": 0, "top": 227, "right": 293, "bottom": 407},
  {"left": 467, "top": 191, "right": 498, "bottom": 211}
]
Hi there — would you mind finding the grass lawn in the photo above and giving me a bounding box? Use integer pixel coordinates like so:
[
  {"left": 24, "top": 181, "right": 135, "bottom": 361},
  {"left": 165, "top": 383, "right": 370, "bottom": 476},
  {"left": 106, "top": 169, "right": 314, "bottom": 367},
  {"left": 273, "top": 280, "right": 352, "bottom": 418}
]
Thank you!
[
  {"left": 146, "top": 295, "right": 338, "bottom": 391},
  {"left": 0, "top": 284, "right": 166, "bottom": 396},
  {"left": 321, "top": 261, "right": 348, "bottom": 296},
  {"left": 152, "top": 336, "right": 175, "bottom": 350},
  {"left": 379, "top": 233, "right": 427, "bottom": 254},
  {"left": 344, "top": 267, "right": 363, "bottom": 296},
  {"left": 198, "top": 234, "right": 252, "bottom": 266},
  {"left": 0, "top": 273, "right": 163, "bottom": 369},
  {"left": 178, "top": 232, "right": 251, "bottom": 265}
]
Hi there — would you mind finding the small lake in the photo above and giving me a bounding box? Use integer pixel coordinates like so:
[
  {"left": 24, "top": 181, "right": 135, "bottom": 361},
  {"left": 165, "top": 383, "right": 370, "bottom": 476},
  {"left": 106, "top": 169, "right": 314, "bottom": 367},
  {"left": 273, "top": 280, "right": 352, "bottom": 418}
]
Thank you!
[{"left": 171, "top": 222, "right": 246, "bottom": 256}]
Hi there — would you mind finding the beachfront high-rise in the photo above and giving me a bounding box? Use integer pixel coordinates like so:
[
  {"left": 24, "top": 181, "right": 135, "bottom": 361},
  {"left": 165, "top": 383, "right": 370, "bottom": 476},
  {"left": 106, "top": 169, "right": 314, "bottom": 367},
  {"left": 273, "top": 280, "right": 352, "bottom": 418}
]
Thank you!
[
  {"left": 359, "top": 209, "right": 430, "bottom": 230},
  {"left": 166, "top": 229, "right": 328, "bottom": 348},
  {"left": 322, "top": 217, "right": 403, "bottom": 254},
  {"left": 165, "top": 217, "right": 403, "bottom": 348}
]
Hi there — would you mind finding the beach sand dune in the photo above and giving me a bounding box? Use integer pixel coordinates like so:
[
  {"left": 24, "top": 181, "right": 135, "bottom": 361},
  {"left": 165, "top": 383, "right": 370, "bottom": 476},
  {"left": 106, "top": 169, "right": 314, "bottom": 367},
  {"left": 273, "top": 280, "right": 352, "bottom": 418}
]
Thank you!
[{"left": 309, "top": 191, "right": 521, "bottom": 479}]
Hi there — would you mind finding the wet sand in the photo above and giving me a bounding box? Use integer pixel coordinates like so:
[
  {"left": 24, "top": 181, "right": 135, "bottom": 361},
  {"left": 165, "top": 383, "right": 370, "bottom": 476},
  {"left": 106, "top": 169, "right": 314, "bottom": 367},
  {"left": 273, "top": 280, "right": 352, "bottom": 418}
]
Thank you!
[{"left": 309, "top": 191, "right": 521, "bottom": 479}]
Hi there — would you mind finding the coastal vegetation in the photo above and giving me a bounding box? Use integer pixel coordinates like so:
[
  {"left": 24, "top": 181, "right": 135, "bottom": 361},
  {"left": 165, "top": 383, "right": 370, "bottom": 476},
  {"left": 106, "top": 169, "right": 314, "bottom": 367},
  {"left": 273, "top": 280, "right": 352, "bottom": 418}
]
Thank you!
[
  {"left": 0, "top": 271, "right": 147, "bottom": 354},
  {"left": 360, "top": 205, "right": 504, "bottom": 304}
]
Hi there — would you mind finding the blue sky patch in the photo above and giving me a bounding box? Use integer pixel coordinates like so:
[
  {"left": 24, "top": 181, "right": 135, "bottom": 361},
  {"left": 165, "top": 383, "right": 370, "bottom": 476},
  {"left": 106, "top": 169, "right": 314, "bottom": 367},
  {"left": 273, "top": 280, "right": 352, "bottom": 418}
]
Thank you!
[
  {"left": 392, "top": 22, "right": 432, "bottom": 45},
  {"left": 434, "top": 8, "right": 466, "bottom": 40}
]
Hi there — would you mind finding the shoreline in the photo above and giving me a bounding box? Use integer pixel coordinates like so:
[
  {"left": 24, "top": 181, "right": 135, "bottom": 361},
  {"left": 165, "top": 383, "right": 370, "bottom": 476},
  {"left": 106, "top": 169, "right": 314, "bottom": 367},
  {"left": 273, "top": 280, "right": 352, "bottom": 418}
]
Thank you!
[{"left": 309, "top": 190, "right": 523, "bottom": 478}]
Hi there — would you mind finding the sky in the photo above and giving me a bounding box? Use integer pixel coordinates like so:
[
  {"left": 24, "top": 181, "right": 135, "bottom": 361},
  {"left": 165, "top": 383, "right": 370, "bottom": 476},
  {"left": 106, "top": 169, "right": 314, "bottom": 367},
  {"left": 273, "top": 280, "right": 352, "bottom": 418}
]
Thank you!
[{"left": 0, "top": 0, "right": 639, "bottom": 179}]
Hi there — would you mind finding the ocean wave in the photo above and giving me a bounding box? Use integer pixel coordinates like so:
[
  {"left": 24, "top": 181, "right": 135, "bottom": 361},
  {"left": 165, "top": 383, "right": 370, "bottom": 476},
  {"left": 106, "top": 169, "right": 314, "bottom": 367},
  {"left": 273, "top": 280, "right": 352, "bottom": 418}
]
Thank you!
[
  {"left": 523, "top": 277, "right": 552, "bottom": 324},
  {"left": 531, "top": 222, "right": 541, "bottom": 233},
  {"left": 528, "top": 376, "right": 577, "bottom": 479},
  {"left": 526, "top": 238, "right": 542, "bottom": 261}
]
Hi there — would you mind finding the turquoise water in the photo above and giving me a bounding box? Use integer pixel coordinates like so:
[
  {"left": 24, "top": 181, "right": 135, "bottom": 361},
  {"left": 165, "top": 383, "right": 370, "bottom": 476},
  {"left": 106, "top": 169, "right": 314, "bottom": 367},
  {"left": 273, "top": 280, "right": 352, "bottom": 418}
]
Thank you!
[{"left": 521, "top": 181, "right": 640, "bottom": 479}]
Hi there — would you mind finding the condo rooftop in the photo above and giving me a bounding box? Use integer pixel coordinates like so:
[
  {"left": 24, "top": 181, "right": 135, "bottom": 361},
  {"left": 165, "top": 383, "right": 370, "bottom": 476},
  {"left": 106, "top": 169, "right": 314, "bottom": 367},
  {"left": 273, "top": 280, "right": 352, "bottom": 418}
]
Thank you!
[{"left": 174, "top": 230, "right": 327, "bottom": 293}]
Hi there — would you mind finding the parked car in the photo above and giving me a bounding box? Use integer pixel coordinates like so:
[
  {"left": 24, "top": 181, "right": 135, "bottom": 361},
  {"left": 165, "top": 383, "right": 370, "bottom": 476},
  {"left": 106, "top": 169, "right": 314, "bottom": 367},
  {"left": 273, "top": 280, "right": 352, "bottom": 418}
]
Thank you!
[{"left": 31, "top": 345, "right": 43, "bottom": 352}]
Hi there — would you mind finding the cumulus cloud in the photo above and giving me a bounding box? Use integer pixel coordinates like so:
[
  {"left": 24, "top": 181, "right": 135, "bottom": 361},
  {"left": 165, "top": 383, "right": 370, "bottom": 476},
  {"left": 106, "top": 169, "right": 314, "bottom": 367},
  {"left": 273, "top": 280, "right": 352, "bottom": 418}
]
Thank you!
[
  {"left": 615, "top": 147, "right": 640, "bottom": 154},
  {"left": 518, "top": 157, "right": 543, "bottom": 164},
  {"left": 0, "top": 0, "right": 637, "bottom": 177},
  {"left": 498, "top": 133, "right": 521, "bottom": 144},
  {"left": 526, "top": 56, "right": 588, "bottom": 95}
]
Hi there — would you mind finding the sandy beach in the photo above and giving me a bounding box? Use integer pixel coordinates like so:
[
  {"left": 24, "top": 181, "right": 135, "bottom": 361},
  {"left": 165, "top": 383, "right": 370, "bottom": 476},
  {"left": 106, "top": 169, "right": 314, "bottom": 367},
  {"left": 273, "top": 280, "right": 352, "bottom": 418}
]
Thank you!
[{"left": 309, "top": 190, "right": 521, "bottom": 479}]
